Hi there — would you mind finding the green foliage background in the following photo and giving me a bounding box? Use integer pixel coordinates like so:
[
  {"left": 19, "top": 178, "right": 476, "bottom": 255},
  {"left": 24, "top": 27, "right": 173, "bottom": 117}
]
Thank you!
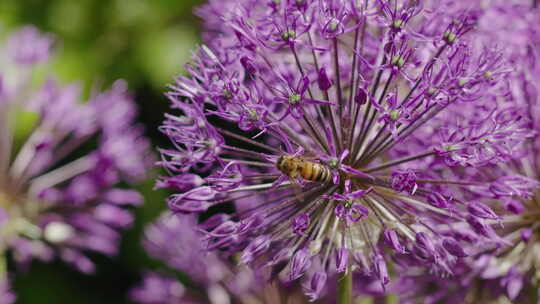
[{"left": 0, "top": 0, "right": 203, "bottom": 302}]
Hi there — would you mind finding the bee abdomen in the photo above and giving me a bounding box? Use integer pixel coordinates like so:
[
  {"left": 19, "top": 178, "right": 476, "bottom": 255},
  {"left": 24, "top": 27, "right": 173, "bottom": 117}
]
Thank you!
[
  {"left": 302, "top": 162, "right": 331, "bottom": 183},
  {"left": 315, "top": 163, "right": 331, "bottom": 182},
  {"left": 322, "top": 164, "right": 332, "bottom": 182},
  {"left": 277, "top": 156, "right": 331, "bottom": 183}
]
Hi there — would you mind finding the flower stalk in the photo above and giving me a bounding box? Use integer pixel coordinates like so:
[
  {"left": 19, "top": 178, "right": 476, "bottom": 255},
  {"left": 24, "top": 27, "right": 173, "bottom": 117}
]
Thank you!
[{"left": 338, "top": 267, "right": 353, "bottom": 304}]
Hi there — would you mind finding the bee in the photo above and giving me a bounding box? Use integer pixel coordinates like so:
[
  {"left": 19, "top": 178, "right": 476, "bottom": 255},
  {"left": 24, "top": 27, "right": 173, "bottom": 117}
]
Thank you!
[{"left": 276, "top": 155, "right": 331, "bottom": 183}]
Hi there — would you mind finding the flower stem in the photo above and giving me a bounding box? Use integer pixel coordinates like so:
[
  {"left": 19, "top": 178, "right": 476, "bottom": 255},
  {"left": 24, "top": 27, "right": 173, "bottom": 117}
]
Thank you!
[
  {"left": 363, "top": 150, "right": 435, "bottom": 173},
  {"left": 0, "top": 249, "right": 6, "bottom": 285},
  {"left": 337, "top": 268, "right": 353, "bottom": 304}
]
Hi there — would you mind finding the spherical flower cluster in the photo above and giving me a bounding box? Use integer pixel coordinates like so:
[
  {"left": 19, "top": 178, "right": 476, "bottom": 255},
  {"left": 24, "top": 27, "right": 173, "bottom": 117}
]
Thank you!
[
  {"left": 131, "top": 212, "right": 311, "bottom": 303},
  {"left": 390, "top": 0, "right": 540, "bottom": 302},
  {"left": 0, "top": 26, "right": 152, "bottom": 297},
  {"left": 472, "top": 3, "right": 540, "bottom": 297},
  {"left": 158, "top": 0, "right": 534, "bottom": 299}
]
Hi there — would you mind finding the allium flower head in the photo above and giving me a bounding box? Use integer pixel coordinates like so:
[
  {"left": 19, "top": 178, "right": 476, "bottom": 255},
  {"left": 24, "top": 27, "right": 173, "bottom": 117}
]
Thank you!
[
  {"left": 0, "top": 26, "right": 152, "bottom": 276},
  {"left": 391, "top": 1, "right": 540, "bottom": 302},
  {"left": 160, "top": 0, "right": 531, "bottom": 298},
  {"left": 445, "top": 1, "right": 540, "bottom": 301},
  {"left": 132, "top": 212, "right": 311, "bottom": 304},
  {"left": 142, "top": 213, "right": 229, "bottom": 284}
]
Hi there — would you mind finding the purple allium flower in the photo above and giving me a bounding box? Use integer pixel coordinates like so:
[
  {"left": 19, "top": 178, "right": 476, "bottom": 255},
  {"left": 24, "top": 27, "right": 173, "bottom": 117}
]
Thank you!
[
  {"left": 393, "top": 259, "right": 477, "bottom": 304},
  {"left": 390, "top": 0, "right": 540, "bottom": 302},
  {"left": 129, "top": 272, "right": 187, "bottom": 304},
  {"left": 0, "top": 278, "right": 15, "bottom": 304},
  {"left": 143, "top": 213, "right": 228, "bottom": 284},
  {"left": 134, "top": 212, "right": 313, "bottom": 303},
  {"left": 454, "top": 0, "right": 540, "bottom": 301},
  {"left": 0, "top": 26, "right": 152, "bottom": 276},
  {"left": 394, "top": 254, "right": 539, "bottom": 304},
  {"left": 160, "top": 0, "right": 532, "bottom": 298}
]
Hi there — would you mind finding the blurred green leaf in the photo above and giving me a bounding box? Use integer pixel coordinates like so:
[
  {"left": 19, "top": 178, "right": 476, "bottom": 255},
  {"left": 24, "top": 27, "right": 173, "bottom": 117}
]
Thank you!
[
  {"left": 136, "top": 25, "right": 198, "bottom": 87},
  {"left": 12, "top": 109, "right": 39, "bottom": 144}
]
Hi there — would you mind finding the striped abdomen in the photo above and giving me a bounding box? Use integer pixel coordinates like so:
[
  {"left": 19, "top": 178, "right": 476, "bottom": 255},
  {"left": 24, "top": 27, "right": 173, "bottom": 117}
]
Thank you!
[
  {"left": 299, "top": 160, "right": 331, "bottom": 183},
  {"left": 276, "top": 155, "right": 331, "bottom": 183}
]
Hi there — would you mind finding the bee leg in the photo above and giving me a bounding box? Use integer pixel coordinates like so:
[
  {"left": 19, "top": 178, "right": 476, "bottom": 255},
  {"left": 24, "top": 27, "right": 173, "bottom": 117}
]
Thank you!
[
  {"left": 289, "top": 175, "right": 300, "bottom": 187},
  {"left": 287, "top": 170, "right": 304, "bottom": 203}
]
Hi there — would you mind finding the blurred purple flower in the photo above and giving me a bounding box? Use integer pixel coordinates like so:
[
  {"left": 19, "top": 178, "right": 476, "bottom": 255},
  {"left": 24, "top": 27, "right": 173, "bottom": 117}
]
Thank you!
[
  {"left": 0, "top": 26, "right": 152, "bottom": 280},
  {"left": 130, "top": 273, "right": 187, "bottom": 304},
  {"left": 0, "top": 278, "right": 15, "bottom": 304},
  {"left": 143, "top": 213, "right": 228, "bottom": 284},
  {"left": 6, "top": 26, "right": 53, "bottom": 65},
  {"left": 134, "top": 212, "right": 314, "bottom": 303}
]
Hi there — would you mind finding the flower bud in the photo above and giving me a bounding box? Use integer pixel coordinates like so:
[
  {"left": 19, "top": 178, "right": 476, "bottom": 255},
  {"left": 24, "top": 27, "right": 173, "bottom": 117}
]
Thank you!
[
  {"left": 384, "top": 228, "right": 406, "bottom": 254},
  {"left": 289, "top": 249, "right": 311, "bottom": 281},
  {"left": 335, "top": 248, "right": 349, "bottom": 273},
  {"left": 305, "top": 271, "right": 327, "bottom": 301},
  {"left": 467, "top": 202, "right": 500, "bottom": 219},
  {"left": 504, "top": 199, "right": 524, "bottom": 214},
  {"left": 167, "top": 187, "right": 215, "bottom": 213},
  {"left": 240, "top": 56, "right": 257, "bottom": 75},
  {"left": 317, "top": 67, "right": 333, "bottom": 91},
  {"left": 155, "top": 174, "right": 204, "bottom": 192},
  {"left": 427, "top": 193, "right": 450, "bottom": 209},
  {"left": 373, "top": 254, "right": 389, "bottom": 285},
  {"left": 442, "top": 239, "right": 467, "bottom": 257},
  {"left": 241, "top": 235, "right": 271, "bottom": 264},
  {"left": 520, "top": 228, "right": 532, "bottom": 242},
  {"left": 354, "top": 87, "right": 368, "bottom": 105},
  {"left": 292, "top": 213, "right": 310, "bottom": 235},
  {"left": 466, "top": 215, "right": 494, "bottom": 238}
]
